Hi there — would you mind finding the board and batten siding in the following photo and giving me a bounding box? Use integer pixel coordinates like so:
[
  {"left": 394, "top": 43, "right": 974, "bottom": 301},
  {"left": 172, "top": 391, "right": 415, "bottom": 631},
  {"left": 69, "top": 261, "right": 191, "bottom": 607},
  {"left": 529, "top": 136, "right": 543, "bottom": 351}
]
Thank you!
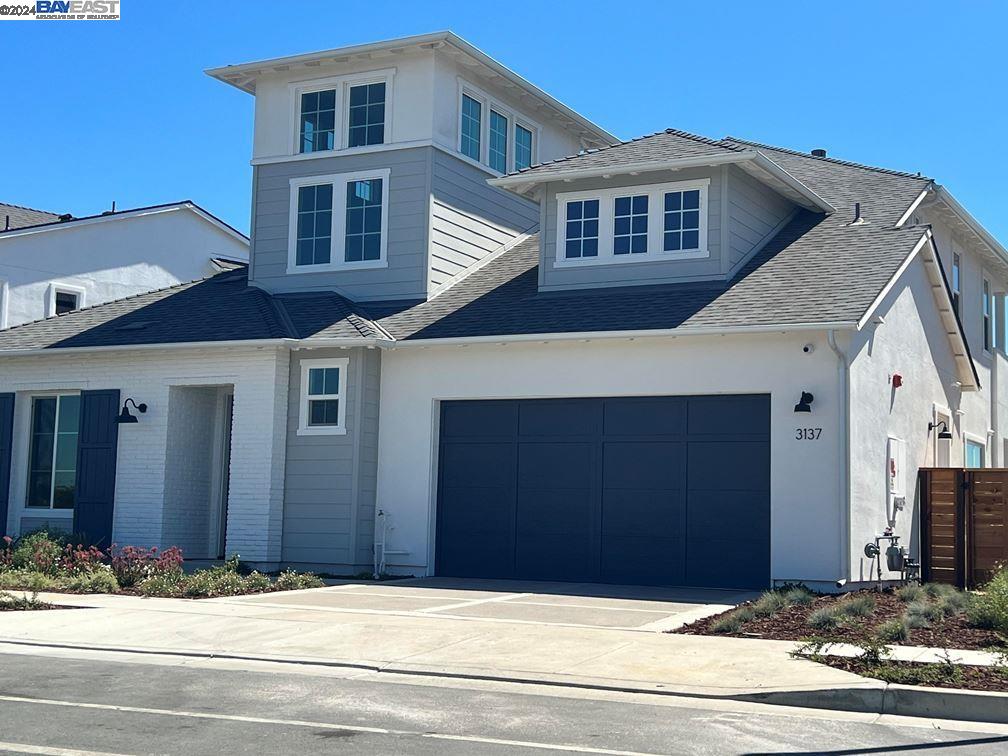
[
  {"left": 539, "top": 166, "right": 725, "bottom": 292},
  {"left": 281, "top": 347, "right": 380, "bottom": 570},
  {"left": 251, "top": 147, "right": 431, "bottom": 301},
  {"left": 429, "top": 149, "right": 539, "bottom": 291},
  {"left": 725, "top": 164, "right": 795, "bottom": 275}
]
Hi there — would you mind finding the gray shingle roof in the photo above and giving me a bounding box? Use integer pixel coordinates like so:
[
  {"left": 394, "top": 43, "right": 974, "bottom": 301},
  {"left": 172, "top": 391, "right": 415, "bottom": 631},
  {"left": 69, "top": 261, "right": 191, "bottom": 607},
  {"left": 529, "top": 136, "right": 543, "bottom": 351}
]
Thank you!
[
  {"left": 511, "top": 129, "right": 745, "bottom": 177},
  {"left": 0, "top": 132, "right": 940, "bottom": 352},
  {"left": 1, "top": 202, "right": 61, "bottom": 231}
]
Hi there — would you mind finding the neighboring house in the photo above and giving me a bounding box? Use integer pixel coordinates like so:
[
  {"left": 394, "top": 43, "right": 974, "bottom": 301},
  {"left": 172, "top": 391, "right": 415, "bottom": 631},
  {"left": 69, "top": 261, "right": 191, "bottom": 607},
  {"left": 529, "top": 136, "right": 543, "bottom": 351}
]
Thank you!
[
  {"left": 0, "top": 201, "right": 249, "bottom": 329},
  {"left": 0, "top": 32, "right": 1004, "bottom": 592}
]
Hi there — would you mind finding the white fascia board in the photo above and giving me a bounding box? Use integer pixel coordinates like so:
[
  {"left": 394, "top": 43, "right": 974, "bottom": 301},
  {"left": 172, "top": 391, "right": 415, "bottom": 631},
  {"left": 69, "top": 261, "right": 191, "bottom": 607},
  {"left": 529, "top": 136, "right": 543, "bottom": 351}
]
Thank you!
[
  {"left": 933, "top": 185, "right": 1008, "bottom": 267},
  {"left": 749, "top": 152, "right": 836, "bottom": 214},
  {"left": 856, "top": 230, "right": 932, "bottom": 330},
  {"left": 205, "top": 31, "right": 616, "bottom": 146},
  {"left": 894, "top": 185, "right": 933, "bottom": 229},
  {"left": 185, "top": 205, "right": 250, "bottom": 246},
  {"left": 0, "top": 338, "right": 299, "bottom": 358},
  {"left": 489, "top": 152, "right": 756, "bottom": 191}
]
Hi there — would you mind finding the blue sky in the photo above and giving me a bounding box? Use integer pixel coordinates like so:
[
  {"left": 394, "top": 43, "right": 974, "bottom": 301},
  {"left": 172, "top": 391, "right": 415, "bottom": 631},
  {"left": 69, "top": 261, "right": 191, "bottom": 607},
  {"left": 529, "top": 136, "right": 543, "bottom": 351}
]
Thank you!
[{"left": 2, "top": 1, "right": 1005, "bottom": 239}]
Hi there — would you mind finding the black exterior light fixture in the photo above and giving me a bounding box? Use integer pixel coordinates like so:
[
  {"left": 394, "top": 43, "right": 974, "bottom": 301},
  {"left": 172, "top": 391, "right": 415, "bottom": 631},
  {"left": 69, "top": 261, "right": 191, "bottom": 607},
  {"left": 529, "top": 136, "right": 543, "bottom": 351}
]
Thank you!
[
  {"left": 928, "top": 419, "right": 953, "bottom": 440},
  {"left": 116, "top": 398, "right": 148, "bottom": 424},
  {"left": 794, "top": 391, "right": 814, "bottom": 413}
]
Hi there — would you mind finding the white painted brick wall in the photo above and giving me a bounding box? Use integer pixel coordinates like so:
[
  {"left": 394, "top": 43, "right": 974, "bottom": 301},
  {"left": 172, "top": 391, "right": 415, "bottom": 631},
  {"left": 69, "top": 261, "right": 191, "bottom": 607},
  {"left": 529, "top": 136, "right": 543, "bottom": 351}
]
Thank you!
[{"left": 0, "top": 346, "right": 290, "bottom": 563}]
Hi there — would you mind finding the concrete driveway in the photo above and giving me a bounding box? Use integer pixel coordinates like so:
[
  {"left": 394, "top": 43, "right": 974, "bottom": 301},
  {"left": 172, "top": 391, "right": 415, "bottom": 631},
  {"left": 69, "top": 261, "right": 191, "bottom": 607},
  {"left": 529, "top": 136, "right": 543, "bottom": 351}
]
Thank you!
[{"left": 225, "top": 577, "right": 759, "bottom": 632}]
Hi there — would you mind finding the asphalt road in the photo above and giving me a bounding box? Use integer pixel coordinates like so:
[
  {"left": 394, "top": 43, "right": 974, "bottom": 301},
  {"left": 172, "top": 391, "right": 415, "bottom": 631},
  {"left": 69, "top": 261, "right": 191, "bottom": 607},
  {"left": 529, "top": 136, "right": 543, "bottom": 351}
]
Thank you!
[{"left": 0, "top": 650, "right": 1006, "bottom": 755}]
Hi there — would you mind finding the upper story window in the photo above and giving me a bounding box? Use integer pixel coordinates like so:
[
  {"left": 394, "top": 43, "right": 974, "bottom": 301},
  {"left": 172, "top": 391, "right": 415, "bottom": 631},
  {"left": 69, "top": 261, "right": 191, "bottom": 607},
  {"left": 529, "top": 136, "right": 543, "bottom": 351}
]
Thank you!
[
  {"left": 299, "top": 89, "right": 337, "bottom": 153},
  {"left": 55, "top": 291, "right": 79, "bottom": 314},
  {"left": 458, "top": 81, "right": 538, "bottom": 174},
  {"left": 288, "top": 169, "right": 390, "bottom": 274},
  {"left": 556, "top": 179, "right": 709, "bottom": 267},
  {"left": 46, "top": 283, "right": 86, "bottom": 318},
  {"left": 489, "top": 110, "right": 508, "bottom": 173},
  {"left": 952, "top": 252, "right": 961, "bottom": 315},
  {"left": 347, "top": 82, "right": 386, "bottom": 148},
  {"left": 27, "top": 394, "right": 79, "bottom": 510},
  {"left": 291, "top": 69, "right": 394, "bottom": 156},
  {"left": 515, "top": 123, "right": 533, "bottom": 171},
  {"left": 460, "top": 94, "right": 482, "bottom": 162},
  {"left": 298, "top": 358, "right": 348, "bottom": 435}
]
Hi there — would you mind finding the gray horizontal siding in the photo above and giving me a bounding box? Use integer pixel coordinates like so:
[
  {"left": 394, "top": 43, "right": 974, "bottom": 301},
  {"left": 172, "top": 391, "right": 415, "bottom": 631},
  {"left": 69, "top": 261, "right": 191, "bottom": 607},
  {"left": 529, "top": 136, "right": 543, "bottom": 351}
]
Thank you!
[
  {"left": 726, "top": 165, "right": 794, "bottom": 273},
  {"left": 251, "top": 147, "right": 432, "bottom": 301},
  {"left": 281, "top": 347, "right": 380, "bottom": 569},
  {"left": 539, "top": 166, "right": 724, "bottom": 292},
  {"left": 429, "top": 150, "right": 538, "bottom": 290}
]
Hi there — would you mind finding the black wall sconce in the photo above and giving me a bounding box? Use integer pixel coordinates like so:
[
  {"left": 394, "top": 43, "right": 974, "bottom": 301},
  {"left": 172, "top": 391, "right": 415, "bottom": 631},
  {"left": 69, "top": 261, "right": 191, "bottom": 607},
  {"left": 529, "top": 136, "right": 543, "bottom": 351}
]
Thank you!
[
  {"left": 794, "top": 391, "right": 814, "bottom": 413},
  {"left": 928, "top": 419, "right": 952, "bottom": 440},
  {"left": 117, "top": 397, "right": 148, "bottom": 424}
]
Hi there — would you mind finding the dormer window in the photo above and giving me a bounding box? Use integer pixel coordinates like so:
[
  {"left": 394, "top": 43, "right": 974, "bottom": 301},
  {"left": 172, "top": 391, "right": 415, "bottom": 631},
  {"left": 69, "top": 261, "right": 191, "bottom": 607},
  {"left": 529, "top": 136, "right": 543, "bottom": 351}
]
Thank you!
[
  {"left": 515, "top": 124, "right": 533, "bottom": 170},
  {"left": 556, "top": 179, "right": 709, "bottom": 267},
  {"left": 291, "top": 69, "right": 393, "bottom": 155},
  {"left": 460, "top": 94, "right": 482, "bottom": 161},
  {"left": 288, "top": 169, "right": 390, "bottom": 273}
]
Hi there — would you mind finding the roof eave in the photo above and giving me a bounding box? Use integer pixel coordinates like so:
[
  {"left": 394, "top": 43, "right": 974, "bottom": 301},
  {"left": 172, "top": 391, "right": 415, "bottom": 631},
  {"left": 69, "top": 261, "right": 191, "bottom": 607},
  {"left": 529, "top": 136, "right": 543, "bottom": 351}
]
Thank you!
[
  {"left": 205, "top": 31, "right": 616, "bottom": 147},
  {"left": 932, "top": 185, "right": 1008, "bottom": 269},
  {"left": 748, "top": 152, "right": 836, "bottom": 214}
]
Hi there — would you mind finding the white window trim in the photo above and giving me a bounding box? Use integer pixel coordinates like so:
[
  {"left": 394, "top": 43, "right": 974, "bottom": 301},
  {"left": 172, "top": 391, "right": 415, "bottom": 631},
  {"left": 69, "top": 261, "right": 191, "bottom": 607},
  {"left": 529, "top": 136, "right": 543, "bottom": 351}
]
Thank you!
[
  {"left": 932, "top": 403, "right": 953, "bottom": 467},
  {"left": 457, "top": 78, "right": 540, "bottom": 175},
  {"left": 554, "top": 178, "right": 711, "bottom": 268},
  {"left": 46, "top": 282, "right": 86, "bottom": 317},
  {"left": 982, "top": 272, "right": 994, "bottom": 355},
  {"left": 287, "top": 67, "right": 396, "bottom": 157},
  {"left": 297, "top": 358, "right": 348, "bottom": 436},
  {"left": 287, "top": 169, "right": 391, "bottom": 274},
  {"left": 0, "top": 278, "right": 8, "bottom": 329}
]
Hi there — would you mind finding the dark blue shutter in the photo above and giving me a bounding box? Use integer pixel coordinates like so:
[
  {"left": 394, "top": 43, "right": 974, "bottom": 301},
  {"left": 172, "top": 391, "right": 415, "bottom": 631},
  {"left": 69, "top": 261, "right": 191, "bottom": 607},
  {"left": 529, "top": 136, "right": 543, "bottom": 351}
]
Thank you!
[
  {"left": 72, "top": 389, "right": 120, "bottom": 547},
  {"left": 0, "top": 393, "right": 14, "bottom": 537}
]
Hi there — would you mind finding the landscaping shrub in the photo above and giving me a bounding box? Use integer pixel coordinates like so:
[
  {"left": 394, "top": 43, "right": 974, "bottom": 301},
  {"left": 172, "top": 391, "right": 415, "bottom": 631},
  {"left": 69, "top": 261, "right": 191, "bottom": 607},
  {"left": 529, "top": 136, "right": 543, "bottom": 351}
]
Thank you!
[
  {"left": 896, "top": 583, "right": 926, "bottom": 603},
  {"left": 109, "top": 545, "right": 184, "bottom": 588},
  {"left": 782, "top": 586, "right": 815, "bottom": 606},
  {"left": 0, "top": 570, "right": 59, "bottom": 592},
  {"left": 935, "top": 590, "right": 972, "bottom": 617},
  {"left": 875, "top": 617, "right": 910, "bottom": 643},
  {"left": 0, "top": 536, "right": 13, "bottom": 571},
  {"left": 807, "top": 605, "right": 844, "bottom": 630},
  {"left": 967, "top": 566, "right": 1008, "bottom": 634},
  {"left": 838, "top": 593, "right": 875, "bottom": 618},
  {"left": 752, "top": 590, "right": 787, "bottom": 618},
  {"left": 63, "top": 567, "right": 119, "bottom": 594},
  {"left": 0, "top": 590, "right": 52, "bottom": 611},
  {"left": 711, "top": 606, "right": 755, "bottom": 634},
  {"left": 906, "top": 600, "right": 943, "bottom": 628},
  {"left": 273, "top": 569, "right": 324, "bottom": 592},
  {"left": 923, "top": 583, "right": 961, "bottom": 601},
  {"left": 11, "top": 531, "right": 65, "bottom": 575}
]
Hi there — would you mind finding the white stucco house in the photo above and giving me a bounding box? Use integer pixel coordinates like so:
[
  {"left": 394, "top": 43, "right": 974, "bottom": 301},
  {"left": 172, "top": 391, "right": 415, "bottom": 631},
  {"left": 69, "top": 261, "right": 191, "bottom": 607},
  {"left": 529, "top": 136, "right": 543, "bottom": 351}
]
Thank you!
[
  {"left": 0, "top": 32, "right": 1003, "bottom": 592},
  {"left": 0, "top": 201, "right": 249, "bottom": 329}
]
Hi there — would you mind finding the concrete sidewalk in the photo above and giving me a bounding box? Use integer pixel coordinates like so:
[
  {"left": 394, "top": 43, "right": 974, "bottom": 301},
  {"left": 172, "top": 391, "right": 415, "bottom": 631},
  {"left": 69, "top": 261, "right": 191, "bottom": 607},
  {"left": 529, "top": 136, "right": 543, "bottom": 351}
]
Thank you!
[{"left": 0, "top": 589, "right": 865, "bottom": 699}]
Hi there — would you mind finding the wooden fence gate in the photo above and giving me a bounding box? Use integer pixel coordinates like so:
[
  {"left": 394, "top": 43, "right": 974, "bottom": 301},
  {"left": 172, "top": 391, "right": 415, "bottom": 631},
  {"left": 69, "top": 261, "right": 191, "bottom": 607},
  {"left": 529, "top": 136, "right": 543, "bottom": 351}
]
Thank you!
[{"left": 919, "top": 468, "right": 1008, "bottom": 588}]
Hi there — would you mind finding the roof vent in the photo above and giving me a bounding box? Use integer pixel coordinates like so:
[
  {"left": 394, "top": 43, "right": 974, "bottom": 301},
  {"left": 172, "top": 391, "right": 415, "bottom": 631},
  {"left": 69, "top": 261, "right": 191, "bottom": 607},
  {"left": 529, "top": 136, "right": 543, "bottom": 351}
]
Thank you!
[
  {"left": 57, "top": 213, "right": 73, "bottom": 222},
  {"left": 847, "top": 201, "right": 868, "bottom": 226},
  {"left": 811, "top": 148, "right": 827, "bottom": 158}
]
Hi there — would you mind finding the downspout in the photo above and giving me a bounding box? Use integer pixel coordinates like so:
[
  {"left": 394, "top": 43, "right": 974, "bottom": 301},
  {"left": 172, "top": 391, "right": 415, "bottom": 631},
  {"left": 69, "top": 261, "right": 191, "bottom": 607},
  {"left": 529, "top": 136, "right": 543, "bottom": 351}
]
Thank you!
[
  {"left": 992, "top": 293, "right": 1002, "bottom": 466},
  {"left": 828, "top": 329, "right": 851, "bottom": 586}
]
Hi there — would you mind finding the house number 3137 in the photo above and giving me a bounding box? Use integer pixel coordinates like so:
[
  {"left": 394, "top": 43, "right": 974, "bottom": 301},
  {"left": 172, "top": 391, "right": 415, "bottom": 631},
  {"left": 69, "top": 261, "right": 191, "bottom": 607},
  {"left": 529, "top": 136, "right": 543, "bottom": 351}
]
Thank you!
[{"left": 795, "top": 428, "right": 822, "bottom": 440}]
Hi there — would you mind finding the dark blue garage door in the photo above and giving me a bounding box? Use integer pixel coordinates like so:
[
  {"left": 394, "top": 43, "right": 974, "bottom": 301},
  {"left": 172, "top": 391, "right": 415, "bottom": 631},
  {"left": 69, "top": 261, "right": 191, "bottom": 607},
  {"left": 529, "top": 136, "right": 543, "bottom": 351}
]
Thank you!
[{"left": 435, "top": 395, "right": 770, "bottom": 589}]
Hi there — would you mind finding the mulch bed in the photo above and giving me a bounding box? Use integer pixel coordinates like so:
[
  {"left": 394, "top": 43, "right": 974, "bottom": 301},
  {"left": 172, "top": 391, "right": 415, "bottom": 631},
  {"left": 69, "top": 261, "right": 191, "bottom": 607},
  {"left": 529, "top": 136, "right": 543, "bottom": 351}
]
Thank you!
[
  {"left": 673, "top": 589, "right": 1006, "bottom": 651},
  {"left": 818, "top": 656, "right": 1008, "bottom": 693}
]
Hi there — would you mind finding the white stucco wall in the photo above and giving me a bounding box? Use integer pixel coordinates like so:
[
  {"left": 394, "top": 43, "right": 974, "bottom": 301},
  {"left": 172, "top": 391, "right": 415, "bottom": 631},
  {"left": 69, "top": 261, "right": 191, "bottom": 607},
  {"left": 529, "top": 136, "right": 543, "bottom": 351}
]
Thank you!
[
  {"left": 376, "top": 334, "right": 845, "bottom": 586},
  {"left": 0, "top": 208, "right": 248, "bottom": 329},
  {"left": 0, "top": 346, "right": 288, "bottom": 564}
]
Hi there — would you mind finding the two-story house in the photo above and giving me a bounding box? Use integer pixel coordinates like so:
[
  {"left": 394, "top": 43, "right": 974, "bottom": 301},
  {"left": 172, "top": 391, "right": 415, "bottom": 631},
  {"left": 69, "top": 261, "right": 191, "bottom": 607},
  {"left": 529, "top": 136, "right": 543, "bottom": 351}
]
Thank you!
[
  {"left": 0, "top": 32, "right": 1003, "bottom": 592},
  {"left": 0, "top": 201, "right": 249, "bottom": 328}
]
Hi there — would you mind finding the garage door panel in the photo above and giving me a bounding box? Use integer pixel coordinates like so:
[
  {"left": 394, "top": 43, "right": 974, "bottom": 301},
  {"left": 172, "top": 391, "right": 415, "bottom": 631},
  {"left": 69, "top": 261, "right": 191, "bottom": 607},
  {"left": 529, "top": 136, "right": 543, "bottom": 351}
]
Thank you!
[
  {"left": 687, "top": 395, "right": 769, "bottom": 436},
  {"left": 517, "top": 533, "right": 596, "bottom": 582},
  {"left": 519, "top": 442, "right": 595, "bottom": 489},
  {"left": 520, "top": 399, "right": 601, "bottom": 438},
  {"left": 517, "top": 489, "right": 594, "bottom": 534},
  {"left": 603, "top": 397, "right": 686, "bottom": 437},
  {"left": 601, "top": 535, "right": 686, "bottom": 585},
  {"left": 602, "top": 489, "right": 686, "bottom": 534},
  {"left": 687, "top": 536, "right": 769, "bottom": 589},
  {"left": 441, "top": 400, "right": 517, "bottom": 440},
  {"left": 437, "top": 485, "right": 516, "bottom": 578},
  {"left": 603, "top": 441, "right": 686, "bottom": 490},
  {"left": 688, "top": 441, "right": 770, "bottom": 491},
  {"left": 687, "top": 490, "right": 770, "bottom": 541},
  {"left": 440, "top": 442, "right": 516, "bottom": 488}
]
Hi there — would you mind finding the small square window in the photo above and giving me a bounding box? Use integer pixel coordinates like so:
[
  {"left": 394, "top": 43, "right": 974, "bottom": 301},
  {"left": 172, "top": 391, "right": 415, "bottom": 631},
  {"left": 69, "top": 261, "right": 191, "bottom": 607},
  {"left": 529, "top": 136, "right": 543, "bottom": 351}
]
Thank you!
[
  {"left": 55, "top": 291, "right": 79, "bottom": 315},
  {"left": 300, "top": 360, "right": 347, "bottom": 435}
]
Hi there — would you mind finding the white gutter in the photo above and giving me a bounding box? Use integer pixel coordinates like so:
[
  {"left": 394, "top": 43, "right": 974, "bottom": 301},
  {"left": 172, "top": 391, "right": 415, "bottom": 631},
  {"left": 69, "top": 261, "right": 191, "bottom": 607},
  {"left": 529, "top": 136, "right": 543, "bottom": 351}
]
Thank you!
[
  {"left": 0, "top": 338, "right": 299, "bottom": 358},
  {"left": 827, "top": 329, "right": 852, "bottom": 585},
  {"left": 488, "top": 152, "right": 756, "bottom": 189}
]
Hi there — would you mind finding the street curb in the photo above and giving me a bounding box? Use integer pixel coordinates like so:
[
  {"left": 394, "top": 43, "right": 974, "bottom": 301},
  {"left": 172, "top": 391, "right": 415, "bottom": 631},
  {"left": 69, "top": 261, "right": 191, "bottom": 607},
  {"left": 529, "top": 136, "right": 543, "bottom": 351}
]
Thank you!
[{"left": 3, "top": 637, "right": 1007, "bottom": 724}]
